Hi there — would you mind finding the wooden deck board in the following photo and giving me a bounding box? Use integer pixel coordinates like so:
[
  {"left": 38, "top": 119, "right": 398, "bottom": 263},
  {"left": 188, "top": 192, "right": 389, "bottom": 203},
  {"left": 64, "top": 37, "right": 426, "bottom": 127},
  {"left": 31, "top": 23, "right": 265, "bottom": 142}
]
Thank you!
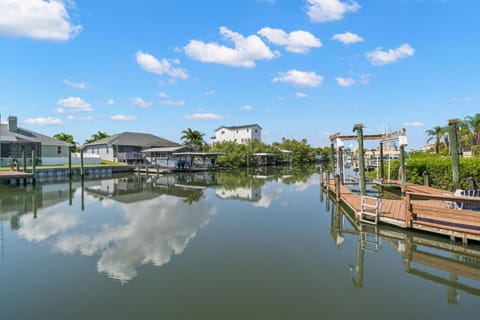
[{"left": 324, "top": 179, "right": 480, "bottom": 242}]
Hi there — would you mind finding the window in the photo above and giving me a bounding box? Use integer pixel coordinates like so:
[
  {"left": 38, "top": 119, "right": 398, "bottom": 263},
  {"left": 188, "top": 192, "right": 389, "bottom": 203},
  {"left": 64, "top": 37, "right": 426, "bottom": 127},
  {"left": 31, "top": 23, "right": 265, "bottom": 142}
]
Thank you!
[
  {"left": 255, "top": 129, "right": 258, "bottom": 133},
  {"left": 246, "top": 128, "right": 249, "bottom": 132},
  {"left": 221, "top": 130, "right": 225, "bottom": 134},
  {"left": 57, "top": 146, "right": 61, "bottom": 155},
  {"left": 236, "top": 129, "right": 238, "bottom": 133}
]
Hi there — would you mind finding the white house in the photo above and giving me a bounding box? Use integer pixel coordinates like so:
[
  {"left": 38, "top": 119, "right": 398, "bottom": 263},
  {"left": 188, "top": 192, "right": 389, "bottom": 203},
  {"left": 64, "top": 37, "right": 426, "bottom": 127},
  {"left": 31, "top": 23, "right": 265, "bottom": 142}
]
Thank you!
[{"left": 211, "top": 124, "right": 262, "bottom": 145}]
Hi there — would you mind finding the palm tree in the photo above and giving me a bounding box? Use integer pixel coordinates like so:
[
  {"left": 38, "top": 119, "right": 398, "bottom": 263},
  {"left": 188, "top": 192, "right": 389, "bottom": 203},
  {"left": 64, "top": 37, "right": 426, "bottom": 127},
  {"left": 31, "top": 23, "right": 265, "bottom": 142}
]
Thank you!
[
  {"left": 54, "top": 132, "right": 78, "bottom": 151},
  {"left": 425, "top": 126, "right": 447, "bottom": 154},
  {"left": 464, "top": 113, "right": 480, "bottom": 146},
  {"left": 181, "top": 128, "right": 205, "bottom": 151},
  {"left": 85, "top": 131, "right": 110, "bottom": 144}
]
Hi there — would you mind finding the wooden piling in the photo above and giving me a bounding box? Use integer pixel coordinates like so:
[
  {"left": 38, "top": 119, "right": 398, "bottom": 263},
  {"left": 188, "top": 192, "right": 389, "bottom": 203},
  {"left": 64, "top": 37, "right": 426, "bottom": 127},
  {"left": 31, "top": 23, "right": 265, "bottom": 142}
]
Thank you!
[
  {"left": 31, "top": 149, "right": 36, "bottom": 185},
  {"left": 80, "top": 149, "right": 84, "bottom": 178},
  {"left": 399, "top": 145, "right": 407, "bottom": 195},
  {"left": 330, "top": 143, "right": 335, "bottom": 175},
  {"left": 68, "top": 148, "right": 72, "bottom": 178},
  {"left": 353, "top": 124, "right": 366, "bottom": 196},
  {"left": 338, "top": 147, "right": 344, "bottom": 185},
  {"left": 335, "top": 174, "right": 341, "bottom": 202},
  {"left": 379, "top": 142, "right": 385, "bottom": 183},
  {"left": 22, "top": 150, "right": 26, "bottom": 172},
  {"left": 448, "top": 119, "right": 461, "bottom": 191}
]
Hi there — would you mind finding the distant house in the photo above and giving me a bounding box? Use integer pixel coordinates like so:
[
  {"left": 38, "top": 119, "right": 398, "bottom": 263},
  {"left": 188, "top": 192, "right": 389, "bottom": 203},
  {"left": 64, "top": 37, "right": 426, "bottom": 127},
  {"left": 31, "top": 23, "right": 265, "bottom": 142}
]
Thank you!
[
  {"left": 0, "top": 115, "right": 72, "bottom": 166},
  {"left": 82, "top": 132, "right": 181, "bottom": 163},
  {"left": 211, "top": 124, "right": 262, "bottom": 145}
]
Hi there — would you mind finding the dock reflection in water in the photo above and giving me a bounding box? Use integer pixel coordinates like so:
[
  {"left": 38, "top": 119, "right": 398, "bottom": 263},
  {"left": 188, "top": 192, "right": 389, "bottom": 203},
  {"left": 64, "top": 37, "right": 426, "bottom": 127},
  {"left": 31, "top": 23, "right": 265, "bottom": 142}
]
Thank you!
[{"left": 324, "top": 186, "right": 480, "bottom": 304}]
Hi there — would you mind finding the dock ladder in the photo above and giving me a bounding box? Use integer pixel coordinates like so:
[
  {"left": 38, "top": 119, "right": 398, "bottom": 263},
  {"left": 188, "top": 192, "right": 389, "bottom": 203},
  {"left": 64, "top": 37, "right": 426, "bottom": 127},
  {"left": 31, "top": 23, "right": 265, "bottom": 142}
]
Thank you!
[
  {"left": 359, "top": 195, "right": 381, "bottom": 225},
  {"left": 360, "top": 223, "right": 382, "bottom": 252}
]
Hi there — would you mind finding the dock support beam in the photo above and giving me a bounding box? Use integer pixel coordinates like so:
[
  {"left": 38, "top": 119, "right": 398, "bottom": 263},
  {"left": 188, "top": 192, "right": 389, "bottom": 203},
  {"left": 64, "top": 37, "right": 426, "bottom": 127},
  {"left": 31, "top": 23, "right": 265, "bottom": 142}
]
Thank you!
[
  {"left": 353, "top": 124, "right": 366, "bottom": 196},
  {"left": 330, "top": 143, "right": 335, "bottom": 175},
  {"left": 335, "top": 174, "right": 341, "bottom": 202},
  {"left": 338, "top": 147, "right": 344, "bottom": 185},
  {"left": 448, "top": 119, "right": 461, "bottom": 191},
  {"left": 22, "top": 150, "right": 26, "bottom": 172},
  {"left": 31, "top": 149, "right": 36, "bottom": 185}
]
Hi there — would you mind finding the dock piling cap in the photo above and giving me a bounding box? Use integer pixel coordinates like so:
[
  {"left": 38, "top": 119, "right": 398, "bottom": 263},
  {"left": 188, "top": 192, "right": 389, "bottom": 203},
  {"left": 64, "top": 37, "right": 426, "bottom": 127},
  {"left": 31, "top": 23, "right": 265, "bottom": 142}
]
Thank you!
[
  {"left": 353, "top": 123, "right": 363, "bottom": 132},
  {"left": 448, "top": 118, "right": 460, "bottom": 125}
]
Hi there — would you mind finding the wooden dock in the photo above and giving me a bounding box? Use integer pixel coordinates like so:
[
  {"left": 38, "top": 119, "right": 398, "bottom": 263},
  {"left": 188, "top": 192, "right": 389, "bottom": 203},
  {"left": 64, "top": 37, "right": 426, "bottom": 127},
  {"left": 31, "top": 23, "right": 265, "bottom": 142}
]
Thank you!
[
  {"left": 0, "top": 170, "right": 34, "bottom": 184},
  {"left": 323, "top": 179, "right": 480, "bottom": 243}
]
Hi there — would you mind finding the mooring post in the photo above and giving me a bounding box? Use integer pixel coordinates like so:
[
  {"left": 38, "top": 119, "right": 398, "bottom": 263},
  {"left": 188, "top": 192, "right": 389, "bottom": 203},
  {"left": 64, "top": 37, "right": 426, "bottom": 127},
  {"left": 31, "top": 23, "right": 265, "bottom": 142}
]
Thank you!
[
  {"left": 379, "top": 142, "right": 385, "bottom": 183},
  {"left": 338, "top": 147, "right": 344, "bottom": 185},
  {"left": 423, "top": 170, "right": 429, "bottom": 186},
  {"left": 399, "top": 145, "right": 407, "bottom": 195},
  {"left": 68, "top": 148, "right": 72, "bottom": 179},
  {"left": 335, "top": 174, "right": 341, "bottom": 202},
  {"left": 448, "top": 119, "right": 461, "bottom": 191},
  {"left": 31, "top": 149, "right": 36, "bottom": 185},
  {"left": 22, "top": 150, "right": 26, "bottom": 172},
  {"left": 330, "top": 142, "right": 335, "bottom": 176},
  {"left": 353, "top": 124, "right": 366, "bottom": 196},
  {"left": 80, "top": 148, "right": 84, "bottom": 179}
]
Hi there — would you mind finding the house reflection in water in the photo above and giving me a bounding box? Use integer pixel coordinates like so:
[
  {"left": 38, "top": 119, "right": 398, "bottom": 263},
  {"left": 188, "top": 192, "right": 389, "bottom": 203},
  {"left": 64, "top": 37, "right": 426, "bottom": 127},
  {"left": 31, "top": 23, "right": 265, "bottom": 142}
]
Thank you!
[{"left": 323, "top": 188, "right": 480, "bottom": 305}]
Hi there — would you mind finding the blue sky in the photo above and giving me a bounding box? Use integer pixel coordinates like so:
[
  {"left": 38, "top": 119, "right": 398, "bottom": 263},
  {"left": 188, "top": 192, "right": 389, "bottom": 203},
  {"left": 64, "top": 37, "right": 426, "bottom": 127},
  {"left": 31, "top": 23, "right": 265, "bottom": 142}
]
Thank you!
[{"left": 0, "top": 0, "right": 478, "bottom": 149}]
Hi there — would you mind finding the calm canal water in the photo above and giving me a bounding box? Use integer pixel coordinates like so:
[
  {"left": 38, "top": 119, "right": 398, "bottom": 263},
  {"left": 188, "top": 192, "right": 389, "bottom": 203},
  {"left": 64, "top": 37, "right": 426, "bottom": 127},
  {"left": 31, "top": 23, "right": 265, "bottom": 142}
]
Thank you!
[{"left": 1, "top": 167, "right": 479, "bottom": 319}]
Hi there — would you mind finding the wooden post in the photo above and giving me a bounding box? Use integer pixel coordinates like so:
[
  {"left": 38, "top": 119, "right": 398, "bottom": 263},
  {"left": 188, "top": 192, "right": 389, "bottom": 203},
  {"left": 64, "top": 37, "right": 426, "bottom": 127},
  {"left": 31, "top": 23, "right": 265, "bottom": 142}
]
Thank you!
[
  {"left": 449, "top": 119, "right": 461, "bottom": 191},
  {"left": 423, "top": 170, "right": 429, "bottom": 186},
  {"left": 335, "top": 174, "right": 341, "bottom": 202},
  {"left": 399, "top": 145, "right": 407, "bottom": 195},
  {"left": 146, "top": 163, "right": 149, "bottom": 176},
  {"left": 22, "top": 150, "right": 26, "bottom": 172},
  {"left": 330, "top": 143, "right": 335, "bottom": 175},
  {"left": 379, "top": 142, "right": 385, "bottom": 183},
  {"left": 338, "top": 147, "right": 344, "bottom": 185},
  {"left": 353, "top": 124, "right": 366, "bottom": 196},
  {"left": 31, "top": 149, "right": 36, "bottom": 185},
  {"left": 80, "top": 148, "right": 84, "bottom": 179},
  {"left": 404, "top": 192, "right": 412, "bottom": 227},
  {"left": 68, "top": 147, "right": 72, "bottom": 178}
]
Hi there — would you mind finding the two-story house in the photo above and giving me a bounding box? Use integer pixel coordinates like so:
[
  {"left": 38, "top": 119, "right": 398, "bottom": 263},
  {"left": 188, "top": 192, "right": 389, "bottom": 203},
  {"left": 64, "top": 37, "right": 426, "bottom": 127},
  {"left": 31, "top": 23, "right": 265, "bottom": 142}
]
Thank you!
[{"left": 211, "top": 124, "right": 262, "bottom": 145}]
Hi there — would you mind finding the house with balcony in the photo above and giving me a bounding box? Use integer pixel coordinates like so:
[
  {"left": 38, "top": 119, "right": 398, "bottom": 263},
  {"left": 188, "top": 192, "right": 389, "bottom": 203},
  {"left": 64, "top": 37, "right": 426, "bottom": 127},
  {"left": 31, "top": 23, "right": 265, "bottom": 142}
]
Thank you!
[
  {"left": 0, "top": 115, "right": 73, "bottom": 166},
  {"left": 82, "top": 132, "right": 181, "bottom": 164},
  {"left": 211, "top": 124, "right": 262, "bottom": 145}
]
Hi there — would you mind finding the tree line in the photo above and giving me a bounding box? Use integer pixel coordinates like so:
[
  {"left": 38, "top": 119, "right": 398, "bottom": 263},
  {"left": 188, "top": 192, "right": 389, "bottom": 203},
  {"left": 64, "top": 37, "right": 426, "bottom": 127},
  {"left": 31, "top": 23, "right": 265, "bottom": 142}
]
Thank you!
[{"left": 425, "top": 113, "right": 480, "bottom": 154}]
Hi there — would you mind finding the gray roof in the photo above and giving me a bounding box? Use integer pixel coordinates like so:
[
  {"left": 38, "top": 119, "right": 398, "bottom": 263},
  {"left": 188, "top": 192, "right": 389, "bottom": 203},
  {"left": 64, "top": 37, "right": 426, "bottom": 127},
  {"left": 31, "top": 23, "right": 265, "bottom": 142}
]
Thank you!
[
  {"left": 0, "top": 123, "right": 72, "bottom": 147},
  {"left": 83, "top": 132, "right": 180, "bottom": 148},
  {"left": 215, "top": 124, "right": 262, "bottom": 132},
  {"left": 141, "top": 146, "right": 190, "bottom": 153}
]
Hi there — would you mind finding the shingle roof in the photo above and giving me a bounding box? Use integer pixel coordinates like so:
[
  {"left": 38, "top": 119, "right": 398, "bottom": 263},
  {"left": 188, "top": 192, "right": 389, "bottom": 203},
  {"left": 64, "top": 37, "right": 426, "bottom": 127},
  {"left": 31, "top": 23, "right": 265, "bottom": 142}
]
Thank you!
[
  {"left": 214, "top": 124, "right": 262, "bottom": 132},
  {"left": 83, "top": 132, "right": 180, "bottom": 148},
  {"left": 0, "top": 124, "right": 72, "bottom": 147}
]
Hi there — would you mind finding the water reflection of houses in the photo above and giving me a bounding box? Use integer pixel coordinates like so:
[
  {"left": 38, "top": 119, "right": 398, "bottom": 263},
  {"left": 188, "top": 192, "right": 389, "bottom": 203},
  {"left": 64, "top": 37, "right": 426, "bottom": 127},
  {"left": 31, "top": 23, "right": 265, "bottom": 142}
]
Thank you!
[
  {"left": 323, "top": 191, "right": 480, "bottom": 304},
  {"left": 216, "top": 186, "right": 262, "bottom": 201}
]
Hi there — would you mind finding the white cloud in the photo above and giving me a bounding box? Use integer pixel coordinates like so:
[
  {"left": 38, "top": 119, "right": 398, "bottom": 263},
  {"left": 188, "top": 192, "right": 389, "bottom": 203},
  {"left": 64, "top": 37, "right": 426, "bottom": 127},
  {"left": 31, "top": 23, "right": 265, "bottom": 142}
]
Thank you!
[
  {"left": 331, "top": 31, "right": 363, "bottom": 44},
  {"left": 273, "top": 69, "right": 323, "bottom": 87},
  {"left": 54, "top": 107, "right": 66, "bottom": 114},
  {"left": 129, "top": 97, "right": 152, "bottom": 108},
  {"left": 110, "top": 114, "right": 137, "bottom": 121},
  {"left": 64, "top": 79, "right": 88, "bottom": 89},
  {"left": 136, "top": 51, "right": 189, "bottom": 79},
  {"left": 452, "top": 96, "right": 473, "bottom": 103},
  {"left": 184, "top": 26, "right": 278, "bottom": 67},
  {"left": 185, "top": 113, "right": 228, "bottom": 120},
  {"left": 0, "top": 0, "right": 82, "bottom": 41},
  {"left": 158, "top": 92, "right": 169, "bottom": 98},
  {"left": 18, "top": 212, "right": 79, "bottom": 242},
  {"left": 403, "top": 121, "right": 424, "bottom": 128},
  {"left": 160, "top": 100, "right": 185, "bottom": 107},
  {"left": 241, "top": 104, "right": 253, "bottom": 110},
  {"left": 366, "top": 43, "right": 415, "bottom": 66},
  {"left": 57, "top": 96, "right": 93, "bottom": 112},
  {"left": 66, "top": 115, "right": 94, "bottom": 121},
  {"left": 258, "top": 27, "right": 321, "bottom": 54},
  {"left": 295, "top": 92, "right": 308, "bottom": 98},
  {"left": 336, "top": 77, "right": 355, "bottom": 87},
  {"left": 24, "top": 117, "right": 63, "bottom": 125},
  {"left": 205, "top": 90, "right": 216, "bottom": 96},
  {"left": 107, "top": 99, "right": 115, "bottom": 105},
  {"left": 307, "top": 0, "right": 360, "bottom": 23}
]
